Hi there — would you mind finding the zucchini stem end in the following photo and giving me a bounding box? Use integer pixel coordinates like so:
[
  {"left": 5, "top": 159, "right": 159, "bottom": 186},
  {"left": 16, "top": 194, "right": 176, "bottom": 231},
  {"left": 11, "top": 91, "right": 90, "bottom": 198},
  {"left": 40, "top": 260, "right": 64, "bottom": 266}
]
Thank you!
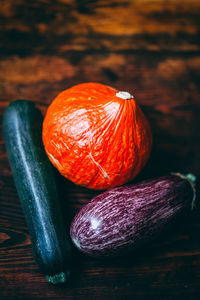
[{"left": 46, "top": 271, "right": 70, "bottom": 284}]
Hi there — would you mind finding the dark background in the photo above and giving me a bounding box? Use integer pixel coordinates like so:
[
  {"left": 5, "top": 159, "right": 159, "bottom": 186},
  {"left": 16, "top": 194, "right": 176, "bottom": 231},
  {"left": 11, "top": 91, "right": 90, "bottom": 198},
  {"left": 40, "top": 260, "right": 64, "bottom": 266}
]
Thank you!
[{"left": 1, "top": 0, "right": 200, "bottom": 299}]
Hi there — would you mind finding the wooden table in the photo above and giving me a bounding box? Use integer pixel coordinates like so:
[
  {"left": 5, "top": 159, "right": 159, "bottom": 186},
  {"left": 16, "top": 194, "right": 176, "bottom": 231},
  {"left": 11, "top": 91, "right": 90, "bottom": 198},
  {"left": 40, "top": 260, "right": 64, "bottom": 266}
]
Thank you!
[{"left": 1, "top": 1, "right": 200, "bottom": 299}]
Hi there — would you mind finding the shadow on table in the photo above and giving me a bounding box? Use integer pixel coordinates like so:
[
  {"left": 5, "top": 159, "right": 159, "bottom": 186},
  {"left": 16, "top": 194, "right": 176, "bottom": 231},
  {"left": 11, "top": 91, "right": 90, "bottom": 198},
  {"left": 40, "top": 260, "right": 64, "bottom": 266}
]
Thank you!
[
  {"left": 53, "top": 207, "right": 198, "bottom": 288},
  {"left": 51, "top": 119, "right": 200, "bottom": 287}
]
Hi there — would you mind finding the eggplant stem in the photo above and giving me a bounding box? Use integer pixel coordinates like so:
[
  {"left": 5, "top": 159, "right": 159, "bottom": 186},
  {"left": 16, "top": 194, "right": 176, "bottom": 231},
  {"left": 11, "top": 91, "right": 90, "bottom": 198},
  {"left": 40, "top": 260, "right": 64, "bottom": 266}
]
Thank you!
[
  {"left": 46, "top": 271, "right": 70, "bottom": 284},
  {"left": 171, "top": 172, "right": 196, "bottom": 210}
]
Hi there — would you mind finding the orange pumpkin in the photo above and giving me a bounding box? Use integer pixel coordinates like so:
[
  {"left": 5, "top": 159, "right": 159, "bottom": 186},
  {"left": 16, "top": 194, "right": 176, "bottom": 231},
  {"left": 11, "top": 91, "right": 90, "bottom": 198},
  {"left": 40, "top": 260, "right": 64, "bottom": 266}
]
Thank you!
[{"left": 43, "top": 82, "right": 152, "bottom": 190}]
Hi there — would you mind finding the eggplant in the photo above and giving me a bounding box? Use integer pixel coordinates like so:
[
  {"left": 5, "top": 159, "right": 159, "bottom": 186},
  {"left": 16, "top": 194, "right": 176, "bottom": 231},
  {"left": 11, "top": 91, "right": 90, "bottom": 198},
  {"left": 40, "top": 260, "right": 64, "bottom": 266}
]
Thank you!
[
  {"left": 3, "top": 100, "right": 72, "bottom": 284},
  {"left": 70, "top": 173, "right": 196, "bottom": 257}
]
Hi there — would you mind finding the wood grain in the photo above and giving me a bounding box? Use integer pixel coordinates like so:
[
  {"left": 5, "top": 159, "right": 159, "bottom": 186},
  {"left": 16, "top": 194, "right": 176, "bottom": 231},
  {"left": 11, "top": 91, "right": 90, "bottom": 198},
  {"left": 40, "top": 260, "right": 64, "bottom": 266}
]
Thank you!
[
  {"left": 0, "top": 0, "right": 200, "bottom": 54},
  {"left": 1, "top": 0, "right": 200, "bottom": 299}
]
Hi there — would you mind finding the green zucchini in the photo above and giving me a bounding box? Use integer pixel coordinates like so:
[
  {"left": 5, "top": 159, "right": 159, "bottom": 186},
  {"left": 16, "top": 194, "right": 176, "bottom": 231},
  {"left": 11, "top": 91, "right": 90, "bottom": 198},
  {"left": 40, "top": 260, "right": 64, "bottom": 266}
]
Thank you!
[{"left": 2, "top": 100, "right": 72, "bottom": 284}]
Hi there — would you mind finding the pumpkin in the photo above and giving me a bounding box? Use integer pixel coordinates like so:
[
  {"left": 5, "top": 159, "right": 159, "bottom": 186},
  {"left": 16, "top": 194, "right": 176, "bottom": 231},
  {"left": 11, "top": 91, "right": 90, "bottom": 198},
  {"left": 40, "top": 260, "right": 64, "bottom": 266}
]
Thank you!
[{"left": 42, "top": 82, "right": 152, "bottom": 190}]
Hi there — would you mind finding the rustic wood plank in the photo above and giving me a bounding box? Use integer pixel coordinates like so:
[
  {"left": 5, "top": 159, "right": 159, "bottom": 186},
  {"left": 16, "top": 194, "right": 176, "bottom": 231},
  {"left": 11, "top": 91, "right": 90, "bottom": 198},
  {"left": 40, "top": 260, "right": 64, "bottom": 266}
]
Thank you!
[
  {"left": 0, "top": 0, "right": 200, "bottom": 54},
  {"left": 1, "top": 175, "right": 200, "bottom": 300},
  {"left": 1, "top": 49, "right": 200, "bottom": 299},
  {"left": 1, "top": 1, "right": 200, "bottom": 299},
  {"left": 0, "top": 52, "right": 200, "bottom": 175}
]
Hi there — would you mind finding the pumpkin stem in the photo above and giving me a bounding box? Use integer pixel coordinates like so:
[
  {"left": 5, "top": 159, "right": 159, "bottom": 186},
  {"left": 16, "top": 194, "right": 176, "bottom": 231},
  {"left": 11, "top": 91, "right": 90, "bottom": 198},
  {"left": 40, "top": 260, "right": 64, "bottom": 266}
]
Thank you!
[
  {"left": 171, "top": 172, "right": 196, "bottom": 210},
  {"left": 116, "top": 91, "right": 134, "bottom": 100},
  {"left": 46, "top": 271, "right": 70, "bottom": 284}
]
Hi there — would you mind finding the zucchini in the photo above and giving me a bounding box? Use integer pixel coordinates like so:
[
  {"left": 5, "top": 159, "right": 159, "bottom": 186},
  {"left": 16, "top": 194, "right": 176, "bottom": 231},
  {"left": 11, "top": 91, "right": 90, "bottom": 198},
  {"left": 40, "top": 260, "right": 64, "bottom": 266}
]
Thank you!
[{"left": 3, "top": 100, "right": 72, "bottom": 284}]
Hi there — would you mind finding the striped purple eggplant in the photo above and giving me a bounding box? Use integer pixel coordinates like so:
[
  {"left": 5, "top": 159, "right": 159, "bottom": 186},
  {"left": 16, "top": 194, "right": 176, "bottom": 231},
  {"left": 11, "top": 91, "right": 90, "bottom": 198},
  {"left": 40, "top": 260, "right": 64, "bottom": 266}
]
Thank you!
[{"left": 70, "top": 173, "right": 196, "bottom": 257}]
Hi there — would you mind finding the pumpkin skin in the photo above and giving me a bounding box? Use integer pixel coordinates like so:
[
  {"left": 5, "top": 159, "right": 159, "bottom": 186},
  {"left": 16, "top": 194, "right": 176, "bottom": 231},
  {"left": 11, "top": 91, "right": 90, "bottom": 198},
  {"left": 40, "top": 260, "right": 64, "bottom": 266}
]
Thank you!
[{"left": 42, "top": 82, "right": 152, "bottom": 190}]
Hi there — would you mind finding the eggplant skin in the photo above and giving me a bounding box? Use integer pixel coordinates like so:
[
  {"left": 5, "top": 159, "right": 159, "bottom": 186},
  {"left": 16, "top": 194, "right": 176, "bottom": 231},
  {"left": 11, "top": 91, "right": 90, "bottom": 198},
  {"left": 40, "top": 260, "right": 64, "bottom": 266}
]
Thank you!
[{"left": 70, "top": 175, "right": 194, "bottom": 257}]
